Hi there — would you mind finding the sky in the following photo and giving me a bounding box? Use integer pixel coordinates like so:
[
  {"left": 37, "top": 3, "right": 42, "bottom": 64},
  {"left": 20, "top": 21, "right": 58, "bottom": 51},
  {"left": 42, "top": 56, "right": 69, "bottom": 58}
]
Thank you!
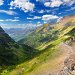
[{"left": 0, "top": 0, "right": 75, "bottom": 28}]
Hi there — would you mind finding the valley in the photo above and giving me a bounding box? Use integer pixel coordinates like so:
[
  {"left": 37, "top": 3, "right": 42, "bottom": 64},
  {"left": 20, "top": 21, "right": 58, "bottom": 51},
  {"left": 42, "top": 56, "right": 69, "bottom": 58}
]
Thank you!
[{"left": 0, "top": 15, "right": 75, "bottom": 75}]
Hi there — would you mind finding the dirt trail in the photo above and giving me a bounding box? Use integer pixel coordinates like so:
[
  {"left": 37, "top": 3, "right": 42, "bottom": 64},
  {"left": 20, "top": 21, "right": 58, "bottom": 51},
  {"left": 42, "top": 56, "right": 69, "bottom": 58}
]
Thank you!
[
  {"left": 35, "top": 43, "right": 75, "bottom": 75},
  {"left": 50, "top": 43, "right": 74, "bottom": 75}
]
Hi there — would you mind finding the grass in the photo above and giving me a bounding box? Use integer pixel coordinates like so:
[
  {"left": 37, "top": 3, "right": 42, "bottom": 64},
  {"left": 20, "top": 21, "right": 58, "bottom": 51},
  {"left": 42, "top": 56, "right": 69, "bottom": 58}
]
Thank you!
[{"left": 0, "top": 24, "right": 75, "bottom": 75}]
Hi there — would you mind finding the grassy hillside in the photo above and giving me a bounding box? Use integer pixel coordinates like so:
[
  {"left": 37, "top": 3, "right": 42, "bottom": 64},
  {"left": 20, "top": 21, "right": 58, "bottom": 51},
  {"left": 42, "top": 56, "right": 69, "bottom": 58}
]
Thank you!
[
  {"left": 3, "top": 26, "right": 75, "bottom": 75},
  {"left": 0, "top": 26, "right": 39, "bottom": 74},
  {"left": 18, "top": 24, "right": 54, "bottom": 48},
  {"left": 18, "top": 15, "right": 75, "bottom": 49},
  {"left": 1, "top": 15, "right": 75, "bottom": 75}
]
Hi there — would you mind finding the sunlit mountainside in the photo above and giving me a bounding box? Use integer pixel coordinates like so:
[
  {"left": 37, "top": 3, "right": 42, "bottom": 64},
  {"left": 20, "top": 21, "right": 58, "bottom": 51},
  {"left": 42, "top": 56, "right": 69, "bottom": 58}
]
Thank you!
[
  {"left": 0, "top": 14, "right": 75, "bottom": 75},
  {"left": 18, "top": 15, "right": 75, "bottom": 48}
]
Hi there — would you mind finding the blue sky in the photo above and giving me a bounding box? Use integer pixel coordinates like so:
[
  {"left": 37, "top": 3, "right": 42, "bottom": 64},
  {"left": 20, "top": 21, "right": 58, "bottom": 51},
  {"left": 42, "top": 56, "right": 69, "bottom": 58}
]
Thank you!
[{"left": 0, "top": 0, "right": 75, "bottom": 28}]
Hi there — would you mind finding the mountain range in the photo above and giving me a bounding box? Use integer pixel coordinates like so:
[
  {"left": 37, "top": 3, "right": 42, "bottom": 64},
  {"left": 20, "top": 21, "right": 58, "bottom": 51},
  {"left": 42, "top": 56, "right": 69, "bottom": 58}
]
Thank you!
[
  {"left": 18, "top": 15, "right": 75, "bottom": 48},
  {"left": 4, "top": 27, "right": 37, "bottom": 42},
  {"left": 0, "top": 26, "right": 38, "bottom": 66},
  {"left": 0, "top": 14, "right": 75, "bottom": 75}
]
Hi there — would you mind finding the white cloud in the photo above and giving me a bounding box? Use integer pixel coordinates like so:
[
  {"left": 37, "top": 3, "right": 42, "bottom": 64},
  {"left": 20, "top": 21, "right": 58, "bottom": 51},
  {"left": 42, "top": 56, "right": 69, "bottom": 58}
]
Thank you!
[
  {"left": 44, "top": 21, "right": 47, "bottom": 24},
  {"left": 39, "top": 10, "right": 44, "bottom": 13},
  {"left": 50, "top": 0, "right": 63, "bottom": 7},
  {"left": 33, "top": 16, "right": 41, "bottom": 19},
  {"left": 37, "top": 21, "right": 41, "bottom": 24},
  {"left": 0, "top": 19, "right": 19, "bottom": 22},
  {"left": 0, "top": 19, "right": 4, "bottom": 22},
  {"left": 44, "top": 0, "right": 63, "bottom": 7},
  {"left": 44, "top": 2, "right": 51, "bottom": 7},
  {"left": 27, "top": 17, "right": 33, "bottom": 20},
  {"left": 63, "top": 0, "right": 75, "bottom": 3},
  {"left": 63, "top": 0, "right": 75, "bottom": 6},
  {"left": 57, "top": 17, "right": 63, "bottom": 22},
  {"left": 38, "top": 10, "right": 52, "bottom": 13},
  {"left": 36, "top": 0, "right": 39, "bottom": 2},
  {"left": 10, "top": 0, "right": 35, "bottom": 12},
  {"left": 63, "top": 0, "right": 71, "bottom": 2},
  {"left": 14, "top": 17, "right": 19, "bottom": 19},
  {"left": 27, "top": 16, "right": 41, "bottom": 20},
  {"left": 27, "top": 15, "right": 59, "bottom": 21},
  {"left": 5, "top": 19, "right": 19, "bottom": 22},
  {"left": 0, "top": 23, "right": 38, "bottom": 29},
  {"left": 0, "top": 10, "right": 17, "bottom": 15},
  {"left": 42, "top": 15, "right": 59, "bottom": 21},
  {"left": 0, "top": 0, "right": 4, "bottom": 5},
  {"left": 44, "top": 0, "right": 75, "bottom": 7}
]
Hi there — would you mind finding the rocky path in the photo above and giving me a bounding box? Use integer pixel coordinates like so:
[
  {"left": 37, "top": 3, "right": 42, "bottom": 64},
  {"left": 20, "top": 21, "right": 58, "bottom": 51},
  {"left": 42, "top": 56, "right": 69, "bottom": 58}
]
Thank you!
[
  {"left": 58, "top": 42, "right": 75, "bottom": 75},
  {"left": 37, "top": 42, "right": 75, "bottom": 75}
]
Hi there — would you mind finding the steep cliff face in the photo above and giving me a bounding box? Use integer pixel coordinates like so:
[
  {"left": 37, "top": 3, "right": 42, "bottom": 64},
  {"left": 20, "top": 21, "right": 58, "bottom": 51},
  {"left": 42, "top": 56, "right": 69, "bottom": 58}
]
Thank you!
[{"left": 58, "top": 35, "right": 75, "bottom": 75}]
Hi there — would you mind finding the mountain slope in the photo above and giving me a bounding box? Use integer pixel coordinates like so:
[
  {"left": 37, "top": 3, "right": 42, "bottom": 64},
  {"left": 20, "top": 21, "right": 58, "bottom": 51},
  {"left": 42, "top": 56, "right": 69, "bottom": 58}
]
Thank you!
[
  {"left": 18, "top": 15, "right": 75, "bottom": 49},
  {"left": 0, "top": 26, "right": 38, "bottom": 66},
  {"left": 1, "top": 15, "right": 75, "bottom": 75},
  {"left": 8, "top": 26, "right": 75, "bottom": 75},
  {"left": 18, "top": 23, "right": 54, "bottom": 48}
]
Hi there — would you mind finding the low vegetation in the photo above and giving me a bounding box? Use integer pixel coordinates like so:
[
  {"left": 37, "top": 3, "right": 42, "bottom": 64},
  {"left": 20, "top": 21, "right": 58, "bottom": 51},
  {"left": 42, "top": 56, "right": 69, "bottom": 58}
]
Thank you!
[{"left": 0, "top": 15, "right": 75, "bottom": 75}]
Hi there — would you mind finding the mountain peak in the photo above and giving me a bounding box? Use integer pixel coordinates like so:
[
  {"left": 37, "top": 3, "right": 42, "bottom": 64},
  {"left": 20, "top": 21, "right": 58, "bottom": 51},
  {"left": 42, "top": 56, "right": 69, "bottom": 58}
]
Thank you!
[{"left": 60, "top": 14, "right": 75, "bottom": 24}]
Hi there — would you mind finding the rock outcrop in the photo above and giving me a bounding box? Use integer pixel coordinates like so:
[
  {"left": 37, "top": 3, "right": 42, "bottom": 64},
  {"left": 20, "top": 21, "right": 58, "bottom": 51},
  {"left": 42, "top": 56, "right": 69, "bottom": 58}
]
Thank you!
[{"left": 58, "top": 41, "right": 75, "bottom": 75}]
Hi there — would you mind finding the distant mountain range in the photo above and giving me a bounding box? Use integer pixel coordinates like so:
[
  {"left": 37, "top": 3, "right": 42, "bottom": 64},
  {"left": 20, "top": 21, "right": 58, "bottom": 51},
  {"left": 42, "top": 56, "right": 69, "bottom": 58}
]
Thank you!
[
  {"left": 4, "top": 27, "right": 37, "bottom": 41},
  {"left": 4, "top": 19, "right": 57, "bottom": 42}
]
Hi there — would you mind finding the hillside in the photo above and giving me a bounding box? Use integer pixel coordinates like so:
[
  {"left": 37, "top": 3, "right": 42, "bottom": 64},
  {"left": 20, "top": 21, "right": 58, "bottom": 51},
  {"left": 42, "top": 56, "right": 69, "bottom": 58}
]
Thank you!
[
  {"left": 0, "top": 26, "right": 38, "bottom": 69},
  {"left": 1, "top": 15, "right": 75, "bottom": 75},
  {"left": 18, "top": 23, "right": 54, "bottom": 48},
  {"left": 18, "top": 15, "right": 75, "bottom": 48}
]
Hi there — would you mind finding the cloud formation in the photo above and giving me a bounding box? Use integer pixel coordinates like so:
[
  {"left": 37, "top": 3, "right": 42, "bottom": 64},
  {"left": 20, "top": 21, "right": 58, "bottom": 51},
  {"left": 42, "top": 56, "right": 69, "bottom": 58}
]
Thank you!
[
  {"left": 0, "top": 0, "right": 4, "bottom": 5},
  {"left": 10, "top": 0, "right": 35, "bottom": 12},
  {"left": 27, "top": 16, "right": 41, "bottom": 20},
  {"left": 44, "top": 2, "right": 51, "bottom": 7},
  {"left": 38, "top": 10, "right": 44, "bottom": 13},
  {"left": 27, "top": 15, "right": 59, "bottom": 22},
  {"left": 44, "top": 0, "right": 75, "bottom": 7},
  {"left": 0, "top": 18, "right": 19, "bottom": 22},
  {"left": 50, "top": 0, "right": 63, "bottom": 7},
  {"left": 42, "top": 15, "right": 59, "bottom": 21},
  {"left": 0, "top": 23, "right": 38, "bottom": 28},
  {"left": 0, "top": 10, "right": 17, "bottom": 15}
]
